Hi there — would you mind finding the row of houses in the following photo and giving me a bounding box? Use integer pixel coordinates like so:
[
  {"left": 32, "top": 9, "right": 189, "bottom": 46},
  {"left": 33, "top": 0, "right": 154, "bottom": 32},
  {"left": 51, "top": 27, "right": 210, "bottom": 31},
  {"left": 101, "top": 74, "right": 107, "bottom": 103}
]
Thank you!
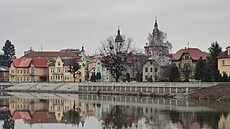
[{"left": 1, "top": 18, "right": 230, "bottom": 82}]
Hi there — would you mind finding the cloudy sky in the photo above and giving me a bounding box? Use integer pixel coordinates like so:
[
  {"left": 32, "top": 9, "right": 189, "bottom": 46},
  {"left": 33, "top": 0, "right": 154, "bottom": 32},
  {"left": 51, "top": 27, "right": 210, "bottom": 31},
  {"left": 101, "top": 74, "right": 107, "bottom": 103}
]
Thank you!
[{"left": 0, "top": 0, "right": 229, "bottom": 57}]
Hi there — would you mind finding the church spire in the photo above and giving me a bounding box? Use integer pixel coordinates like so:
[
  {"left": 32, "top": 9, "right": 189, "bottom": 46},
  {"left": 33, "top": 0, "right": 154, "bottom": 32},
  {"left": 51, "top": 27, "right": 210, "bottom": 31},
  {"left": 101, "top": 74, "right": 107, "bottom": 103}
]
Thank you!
[
  {"left": 154, "top": 16, "right": 158, "bottom": 29},
  {"left": 115, "top": 26, "right": 123, "bottom": 43}
]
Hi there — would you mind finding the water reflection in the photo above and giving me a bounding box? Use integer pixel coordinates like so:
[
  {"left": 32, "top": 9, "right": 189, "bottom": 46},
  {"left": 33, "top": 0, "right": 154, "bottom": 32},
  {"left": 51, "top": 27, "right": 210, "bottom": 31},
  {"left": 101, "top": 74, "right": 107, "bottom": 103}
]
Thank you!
[{"left": 0, "top": 93, "right": 230, "bottom": 129}]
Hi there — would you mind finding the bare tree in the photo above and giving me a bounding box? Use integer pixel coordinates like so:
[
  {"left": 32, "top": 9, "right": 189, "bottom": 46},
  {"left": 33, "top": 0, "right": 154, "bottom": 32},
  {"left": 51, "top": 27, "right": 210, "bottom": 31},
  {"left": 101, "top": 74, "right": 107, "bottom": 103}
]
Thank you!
[{"left": 99, "top": 30, "right": 138, "bottom": 82}]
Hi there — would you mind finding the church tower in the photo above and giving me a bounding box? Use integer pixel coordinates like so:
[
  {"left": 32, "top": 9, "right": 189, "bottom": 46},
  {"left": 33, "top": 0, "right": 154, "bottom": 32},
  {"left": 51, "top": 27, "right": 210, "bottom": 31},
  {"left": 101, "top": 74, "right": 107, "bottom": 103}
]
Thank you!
[
  {"left": 114, "top": 27, "right": 124, "bottom": 54},
  {"left": 144, "top": 17, "right": 171, "bottom": 57}
]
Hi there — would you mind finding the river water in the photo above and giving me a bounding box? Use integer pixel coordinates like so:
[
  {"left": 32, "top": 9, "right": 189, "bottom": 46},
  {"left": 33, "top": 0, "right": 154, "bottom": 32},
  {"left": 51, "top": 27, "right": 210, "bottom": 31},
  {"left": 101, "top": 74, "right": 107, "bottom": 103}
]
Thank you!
[{"left": 0, "top": 92, "right": 229, "bottom": 129}]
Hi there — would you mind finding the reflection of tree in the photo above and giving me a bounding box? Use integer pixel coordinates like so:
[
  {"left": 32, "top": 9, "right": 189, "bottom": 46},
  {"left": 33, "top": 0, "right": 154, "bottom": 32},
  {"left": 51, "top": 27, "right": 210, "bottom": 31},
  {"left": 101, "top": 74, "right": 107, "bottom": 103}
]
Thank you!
[
  {"left": 196, "top": 112, "right": 221, "bottom": 129},
  {"left": 68, "top": 101, "right": 82, "bottom": 126},
  {"left": 182, "top": 63, "right": 191, "bottom": 81},
  {"left": 102, "top": 105, "right": 124, "bottom": 129},
  {"left": 2, "top": 111, "right": 14, "bottom": 129},
  {"left": 169, "top": 111, "right": 222, "bottom": 129}
]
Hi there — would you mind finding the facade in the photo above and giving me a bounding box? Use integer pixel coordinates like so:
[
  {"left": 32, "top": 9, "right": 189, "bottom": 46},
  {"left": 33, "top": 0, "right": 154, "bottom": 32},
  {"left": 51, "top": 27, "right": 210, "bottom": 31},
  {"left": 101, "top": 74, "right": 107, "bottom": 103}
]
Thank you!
[
  {"left": 9, "top": 58, "right": 48, "bottom": 82},
  {"left": 217, "top": 46, "right": 230, "bottom": 76},
  {"left": 95, "top": 59, "right": 112, "bottom": 82},
  {"left": 48, "top": 57, "right": 85, "bottom": 82},
  {"left": 142, "top": 57, "right": 160, "bottom": 82},
  {"left": 125, "top": 53, "right": 149, "bottom": 81},
  {"left": 171, "top": 47, "right": 207, "bottom": 81}
]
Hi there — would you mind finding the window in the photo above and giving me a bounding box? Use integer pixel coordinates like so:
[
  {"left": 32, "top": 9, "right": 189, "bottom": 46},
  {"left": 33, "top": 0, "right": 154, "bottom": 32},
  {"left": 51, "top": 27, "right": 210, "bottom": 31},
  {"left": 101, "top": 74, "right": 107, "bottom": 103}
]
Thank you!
[
  {"left": 64, "top": 68, "right": 69, "bottom": 73},
  {"left": 222, "top": 60, "right": 225, "bottom": 66},
  {"left": 51, "top": 76, "right": 53, "bottom": 80},
  {"left": 64, "top": 75, "right": 69, "bottom": 80},
  {"left": 185, "top": 56, "right": 189, "bottom": 60},
  {"left": 155, "top": 68, "right": 158, "bottom": 72},
  {"left": 58, "top": 62, "right": 61, "bottom": 66},
  {"left": 150, "top": 68, "right": 153, "bottom": 72},
  {"left": 51, "top": 68, "right": 54, "bottom": 73},
  {"left": 145, "top": 76, "right": 147, "bottom": 80},
  {"left": 58, "top": 106, "right": 61, "bottom": 111},
  {"left": 57, "top": 68, "right": 61, "bottom": 73},
  {"left": 145, "top": 68, "right": 148, "bottom": 72}
]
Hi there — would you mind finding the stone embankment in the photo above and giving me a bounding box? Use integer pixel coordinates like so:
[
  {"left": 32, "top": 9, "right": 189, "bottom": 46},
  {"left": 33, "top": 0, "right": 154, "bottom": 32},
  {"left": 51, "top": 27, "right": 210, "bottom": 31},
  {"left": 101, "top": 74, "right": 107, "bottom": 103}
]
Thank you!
[
  {"left": 1, "top": 82, "right": 217, "bottom": 98},
  {"left": 187, "top": 83, "right": 230, "bottom": 102}
]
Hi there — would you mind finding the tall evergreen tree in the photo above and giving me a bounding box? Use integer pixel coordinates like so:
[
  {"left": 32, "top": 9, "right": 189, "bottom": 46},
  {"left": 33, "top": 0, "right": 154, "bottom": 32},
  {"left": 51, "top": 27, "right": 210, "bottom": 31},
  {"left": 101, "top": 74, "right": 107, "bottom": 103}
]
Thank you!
[
  {"left": 194, "top": 57, "right": 205, "bottom": 81},
  {"left": 203, "top": 64, "right": 212, "bottom": 82},
  {"left": 207, "top": 42, "right": 222, "bottom": 81},
  {"left": 1, "top": 40, "right": 16, "bottom": 66},
  {"left": 169, "top": 66, "right": 179, "bottom": 82}
]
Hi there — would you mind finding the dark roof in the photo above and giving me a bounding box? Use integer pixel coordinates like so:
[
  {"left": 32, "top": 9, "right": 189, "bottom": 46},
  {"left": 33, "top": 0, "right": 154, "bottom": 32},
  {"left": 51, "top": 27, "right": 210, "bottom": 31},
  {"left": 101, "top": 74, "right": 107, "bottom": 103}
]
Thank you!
[
  {"left": 21, "top": 51, "right": 78, "bottom": 59},
  {"left": 172, "top": 48, "right": 207, "bottom": 61},
  {"left": 217, "top": 51, "right": 230, "bottom": 58},
  {"left": 49, "top": 58, "right": 82, "bottom": 66}
]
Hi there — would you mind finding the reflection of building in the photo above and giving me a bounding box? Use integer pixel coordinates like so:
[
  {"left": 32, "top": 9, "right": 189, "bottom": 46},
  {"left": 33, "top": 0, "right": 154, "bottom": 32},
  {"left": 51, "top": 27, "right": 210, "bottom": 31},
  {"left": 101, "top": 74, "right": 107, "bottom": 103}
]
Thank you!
[
  {"left": 48, "top": 99, "right": 86, "bottom": 122},
  {"left": 219, "top": 113, "right": 230, "bottom": 129},
  {"left": 218, "top": 46, "right": 230, "bottom": 76},
  {"left": 9, "top": 98, "right": 47, "bottom": 115},
  {"left": 9, "top": 58, "right": 48, "bottom": 82}
]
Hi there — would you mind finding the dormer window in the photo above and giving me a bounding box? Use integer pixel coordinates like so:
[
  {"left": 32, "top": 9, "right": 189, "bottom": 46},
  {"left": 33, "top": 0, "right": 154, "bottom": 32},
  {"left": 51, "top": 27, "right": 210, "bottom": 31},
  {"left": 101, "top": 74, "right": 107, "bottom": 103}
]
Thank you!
[{"left": 58, "top": 62, "right": 60, "bottom": 66}]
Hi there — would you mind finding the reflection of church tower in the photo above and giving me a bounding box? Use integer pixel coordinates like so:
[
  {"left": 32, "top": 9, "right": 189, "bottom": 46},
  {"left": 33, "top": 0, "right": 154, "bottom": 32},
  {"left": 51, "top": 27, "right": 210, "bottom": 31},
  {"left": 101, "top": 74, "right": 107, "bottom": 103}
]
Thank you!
[
  {"left": 144, "top": 17, "right": 170, "bottom": 57},
  {"left": 114, "top": 27, "right": 124, "bottom": 54}
]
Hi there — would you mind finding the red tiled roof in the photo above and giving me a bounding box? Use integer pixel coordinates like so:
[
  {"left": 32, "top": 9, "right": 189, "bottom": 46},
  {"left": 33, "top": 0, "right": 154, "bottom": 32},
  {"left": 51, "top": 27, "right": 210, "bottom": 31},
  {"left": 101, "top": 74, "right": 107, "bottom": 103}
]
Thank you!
[
  {"left": 12, "top": 58, "right": 48, "bottom": 68},
  {"left": 12, "top": 111, "right": 32, "bottom": 120},
  {"left": 172, "top": 48, "right": 207, "bottom": 61},
  {"left": 21, "top": 51, "right": 78, "bottom": 58},
  {"left": 26, "top": 111, "right": 57, "bottom": 123}
]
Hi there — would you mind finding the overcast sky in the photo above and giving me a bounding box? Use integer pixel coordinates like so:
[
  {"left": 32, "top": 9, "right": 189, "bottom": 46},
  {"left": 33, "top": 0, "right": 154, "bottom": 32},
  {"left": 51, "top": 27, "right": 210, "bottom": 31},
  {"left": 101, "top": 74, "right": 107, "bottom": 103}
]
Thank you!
[{"left": 0, "top": 0, "right": 230, "bottom": 57}]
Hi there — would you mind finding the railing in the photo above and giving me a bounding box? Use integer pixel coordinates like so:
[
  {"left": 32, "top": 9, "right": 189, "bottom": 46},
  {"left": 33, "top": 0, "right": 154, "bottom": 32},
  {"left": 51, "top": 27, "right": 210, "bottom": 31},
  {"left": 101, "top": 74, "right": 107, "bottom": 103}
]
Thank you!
[{"left": 2, "top": 82, "right": 219, "bottom": 95}]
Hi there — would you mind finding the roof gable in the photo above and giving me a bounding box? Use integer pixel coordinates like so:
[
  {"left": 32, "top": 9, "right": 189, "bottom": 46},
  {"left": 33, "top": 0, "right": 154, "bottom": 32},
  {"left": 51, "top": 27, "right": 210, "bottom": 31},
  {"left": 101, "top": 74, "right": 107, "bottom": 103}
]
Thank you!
[
  {"left": 172, "top": 48, "right": 207, "bottom": 61},
  {"left": 12, "top": 58, "right": 48, "bottom": 68}
]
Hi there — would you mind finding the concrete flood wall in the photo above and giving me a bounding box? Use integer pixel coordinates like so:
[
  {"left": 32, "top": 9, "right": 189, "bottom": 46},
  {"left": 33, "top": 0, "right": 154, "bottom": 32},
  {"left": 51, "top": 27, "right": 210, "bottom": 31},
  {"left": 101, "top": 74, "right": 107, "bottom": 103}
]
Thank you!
[{"left": 2, "top": 82, "right": 217, "bottom": 95}]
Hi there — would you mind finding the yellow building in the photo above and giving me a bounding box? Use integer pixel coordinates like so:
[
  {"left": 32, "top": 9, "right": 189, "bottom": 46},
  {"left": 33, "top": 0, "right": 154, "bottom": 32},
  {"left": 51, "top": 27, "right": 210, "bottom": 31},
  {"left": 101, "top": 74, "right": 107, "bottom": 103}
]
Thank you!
[
  {"left": 218, "top": 46, "right": 230, "bottom": 76},
  {"left": 48, "top": 57, "right": 85, "bottom": 82},
  {"left": 9, "top": 58, "right": 48, "bottom": 82}
]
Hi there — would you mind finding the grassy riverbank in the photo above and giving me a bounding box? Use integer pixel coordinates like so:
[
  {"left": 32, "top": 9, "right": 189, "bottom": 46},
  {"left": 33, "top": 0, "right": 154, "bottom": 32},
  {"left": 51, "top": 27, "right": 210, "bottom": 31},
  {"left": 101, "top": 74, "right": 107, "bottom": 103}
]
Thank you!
[{"left": 187, "top": 83, "right": 230, "bottom": 102}]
